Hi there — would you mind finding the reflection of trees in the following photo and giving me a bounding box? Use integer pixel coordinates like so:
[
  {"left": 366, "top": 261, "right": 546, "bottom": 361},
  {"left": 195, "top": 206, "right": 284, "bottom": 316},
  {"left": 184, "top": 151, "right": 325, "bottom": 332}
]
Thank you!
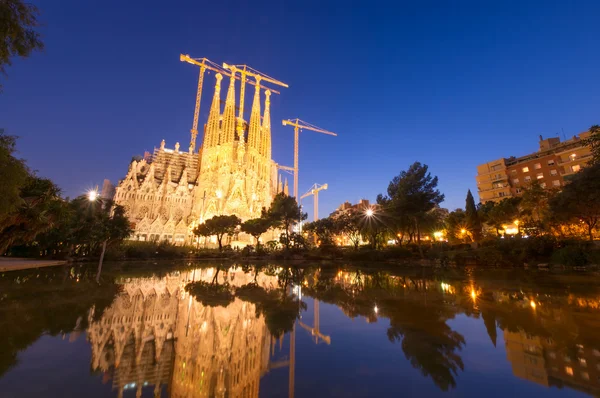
[
  {"left": 305, "top": 269, "right": 465, "bottom": 391},
  {"left": 0, "top": 265, "right": 119, "bottom": 377},
  {"left": 185, "top": 265, "right": 235, "bottom": 307},
  {"left": 384, "top": 299, "right": 465, "bottom": 391}
]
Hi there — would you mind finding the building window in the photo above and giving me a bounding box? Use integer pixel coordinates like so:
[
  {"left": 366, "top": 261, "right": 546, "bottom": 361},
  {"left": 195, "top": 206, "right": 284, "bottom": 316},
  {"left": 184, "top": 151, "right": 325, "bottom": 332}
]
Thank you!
[
  {"left": 498, "top": 192, "right": 507, "bottom": 197},
  {"left": 536, "top": 173, "right": 544, "bottom": 179},
  {"left": 548, "top": 159, "right": 555, "bottom": 166},
  {"left": 540, "top": 182, "right": 546, "bottom": 188},
  {"left": 516, "top": 188, "right": 522, "bottom": 194},
  {"left": 579, "top": 358, "right": 587, "bottom": 366},
  {"left": 534, "top": 163, "right": 541, "bottom": 169},
  {"left": 572, "top": 164, "right": 581, "bottom": 172},
  {"left": 513, "top": 179, "right": 519, "bottom": 184},
  {"left": 548, "top": 352, "right": 556, "bottom": 359},
  {"left": 582, "top": 372, "right": 589, "bottom": 380},
  {"left": 550, "top": 169, "right": 558, "bottom": 176},
  {"left": 552, "top": 180, "right": 561, "bottom": 187},
  {"left": 525, "top": 176, "right": 532, "bottom": 182},
  {"left": 565, "top": 366, "right": 574, "bottom": 376},
  {"left": 511, "top": 169, "right": 517, "bottom": 174},
  {"left": 569, "top": 153, "right": 577, "bottom": 161},
  {"left": 522, "top": 166, "right": 529, "bottom": 173}
]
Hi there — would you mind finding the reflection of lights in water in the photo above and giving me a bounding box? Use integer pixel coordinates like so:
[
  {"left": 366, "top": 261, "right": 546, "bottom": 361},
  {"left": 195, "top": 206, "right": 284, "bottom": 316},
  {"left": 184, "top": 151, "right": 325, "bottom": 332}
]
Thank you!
[
  {"left": 470, "top": 288, "right": 477, "bottom": 300},
  {"left": 530, "top": 300, "right": 537, "bottom": 309}
]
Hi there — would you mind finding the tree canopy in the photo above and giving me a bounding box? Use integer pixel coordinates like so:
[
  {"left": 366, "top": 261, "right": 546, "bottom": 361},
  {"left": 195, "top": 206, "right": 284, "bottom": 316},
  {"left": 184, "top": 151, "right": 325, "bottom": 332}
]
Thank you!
[
  {"left": 0, "top": 0, "right": 44, "bottom": 89},
  {"left": 193, "top": 215, "right": 241, "bottom": 251},
  {"left": 263, "top": 193, "right": 306, "bottom": 249}
]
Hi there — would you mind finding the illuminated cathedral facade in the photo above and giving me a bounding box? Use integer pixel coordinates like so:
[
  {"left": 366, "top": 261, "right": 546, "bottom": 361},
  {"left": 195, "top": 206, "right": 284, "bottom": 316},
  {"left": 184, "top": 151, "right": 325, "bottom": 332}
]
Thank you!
[{"left": 113, "top": 71, "right": 288, "bottom": 244}]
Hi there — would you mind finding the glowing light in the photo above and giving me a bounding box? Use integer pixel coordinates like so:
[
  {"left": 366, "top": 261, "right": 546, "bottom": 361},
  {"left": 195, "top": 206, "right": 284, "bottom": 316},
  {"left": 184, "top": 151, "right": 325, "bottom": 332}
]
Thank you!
[
  {"left": 470, "top": 288, "right": 477, "bottom": 300},
  {"left": 366, "top": 208, "right": 374, "bottom": 217},
  {"left": 433, "top": 231, "right": 443, "bottom": 240},
  {"left": 374, "top": 305, "right": 379, "bottom": 314},
  {"left": 514, "top": 220, "right": 520, "bottom": 226},
  {"left": 216, "top": 189, "right": 223, "bottom": 199},
  {"left": 530, "top": 300, "right": 537, "bottom": 309},
  {"left": 88, "top": 190, "right": 98, "bottom": 201},
  {"left": 460, "top": 229, "right": 466, "bottom": 234}
]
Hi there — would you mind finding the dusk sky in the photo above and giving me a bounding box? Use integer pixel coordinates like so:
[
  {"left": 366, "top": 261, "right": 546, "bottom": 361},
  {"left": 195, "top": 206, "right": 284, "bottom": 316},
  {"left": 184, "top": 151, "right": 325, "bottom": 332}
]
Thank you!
[{"left": 1, "top": 0, "right": 599, "bottom": 216}]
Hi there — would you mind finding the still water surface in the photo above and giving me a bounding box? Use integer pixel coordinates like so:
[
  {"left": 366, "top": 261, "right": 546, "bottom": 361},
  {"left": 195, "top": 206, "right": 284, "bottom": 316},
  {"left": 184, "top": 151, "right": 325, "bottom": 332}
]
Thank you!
[{"left": 1, "top": 263, "right": 600, "bottom": 397}]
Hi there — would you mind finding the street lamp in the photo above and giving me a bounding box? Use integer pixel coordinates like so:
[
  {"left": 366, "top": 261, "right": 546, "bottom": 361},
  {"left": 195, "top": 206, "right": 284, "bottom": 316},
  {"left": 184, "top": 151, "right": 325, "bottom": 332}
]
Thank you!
[
  {"left": 88, "top": 190, "right": 98, "bottom": 202},
  {"left": 365, "top": 208, "right": 374, "bottom": 217}
]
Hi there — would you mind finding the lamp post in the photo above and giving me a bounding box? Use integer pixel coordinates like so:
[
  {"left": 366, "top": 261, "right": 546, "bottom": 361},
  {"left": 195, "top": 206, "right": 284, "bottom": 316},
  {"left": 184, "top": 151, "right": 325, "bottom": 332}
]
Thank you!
[{"left": 88, "top": 189, "right": 108, "bottom": 283}]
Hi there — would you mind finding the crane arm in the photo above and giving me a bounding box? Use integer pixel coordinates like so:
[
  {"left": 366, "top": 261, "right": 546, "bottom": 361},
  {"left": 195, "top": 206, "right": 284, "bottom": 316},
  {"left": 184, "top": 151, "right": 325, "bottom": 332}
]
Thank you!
[
  {"left": 282, "top": 119, "right": 337, "bottom": 136},
  {"left": 224, "top": 63, "right": 289, "bottom": 88}
]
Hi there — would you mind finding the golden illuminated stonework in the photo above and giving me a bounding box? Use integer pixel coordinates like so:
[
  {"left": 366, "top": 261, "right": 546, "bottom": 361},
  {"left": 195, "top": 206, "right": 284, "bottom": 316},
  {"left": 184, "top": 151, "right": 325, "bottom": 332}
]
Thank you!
[{"left": 114, "top": 68, "right": 283, "bottom": 244}]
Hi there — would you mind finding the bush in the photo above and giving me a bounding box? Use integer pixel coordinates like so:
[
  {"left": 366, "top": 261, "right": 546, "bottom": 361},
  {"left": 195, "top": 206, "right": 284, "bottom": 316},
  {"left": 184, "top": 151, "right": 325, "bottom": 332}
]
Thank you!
[{"left": 551, "top": 246, "right": 589, "bottom": 267}]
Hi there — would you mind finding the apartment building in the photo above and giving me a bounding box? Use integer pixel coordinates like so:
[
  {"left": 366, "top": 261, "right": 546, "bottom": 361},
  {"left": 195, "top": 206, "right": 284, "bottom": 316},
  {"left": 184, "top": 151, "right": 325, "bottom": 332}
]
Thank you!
[{"left": 476, "top": 131, "right": 592, "bottom": 203}]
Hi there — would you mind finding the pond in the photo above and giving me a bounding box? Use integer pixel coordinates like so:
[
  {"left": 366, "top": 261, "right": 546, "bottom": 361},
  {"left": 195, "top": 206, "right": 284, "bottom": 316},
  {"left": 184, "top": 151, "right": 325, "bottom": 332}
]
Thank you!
[{"left": 1, "top": 262, "right": 600, "bottom": 397}]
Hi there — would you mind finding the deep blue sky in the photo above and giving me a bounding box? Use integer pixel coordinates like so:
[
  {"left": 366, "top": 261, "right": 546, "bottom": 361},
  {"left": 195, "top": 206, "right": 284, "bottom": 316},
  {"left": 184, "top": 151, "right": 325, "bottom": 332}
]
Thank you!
[{"left": 2, "top": 0, "right": 599, "bottom": 216}]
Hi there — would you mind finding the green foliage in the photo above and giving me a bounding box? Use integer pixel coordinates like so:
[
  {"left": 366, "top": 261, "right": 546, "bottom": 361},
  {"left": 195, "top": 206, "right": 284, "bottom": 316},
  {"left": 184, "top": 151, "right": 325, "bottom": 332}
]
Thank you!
[
  {"left": 550, "top": 163, "right": 600, "bottom": 241},
  {"left": 193, "top": 214, "right": 241, "bottom": 251},
  {"left": 551, "top": 246, "right": 590, "bottom": 267},
  {"left": 465, "top": 190, "right": 481, "bottom": 242},
  {"left": 0, "top": 175, "right": 65, "bottom": 254},
  {"left": 482, "top": 198, "right": 521, "bottom": 235},
  {"left": 446, "top": 209, "right": 467, "bottom": 243},
  {"left": 585, "top": 124, "right": 600, "bottom": 165},
  {"left": 0, "top": 130, "right": 29, "bottom": 220},
  {"left": 304, "top": 217, "right": 336, "bottom": 245},
  {"left": 263, "top": 193, "right": 306, "bottom": 249},
  {"left": 379, "top": 162, "right": 444, "bottom": 252},
  {"left": 185, "top": 281, "right": 235, "bottom": 307},
  {"left": 240, "top": 217, "right": 271, "bottom": 245},
  {"left": 333, "top": 209, "right": 363, "bottom": 249},
  {"left": 0, "top": 0, "right": 44, "bottom": 89}
]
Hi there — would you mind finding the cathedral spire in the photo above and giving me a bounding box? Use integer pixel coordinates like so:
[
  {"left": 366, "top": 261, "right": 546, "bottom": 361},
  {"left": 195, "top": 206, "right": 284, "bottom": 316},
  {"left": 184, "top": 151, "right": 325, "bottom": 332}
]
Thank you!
[
  {"left": 204, "top": 73, "right": 223, "bottom": 148},
  {"left": 284, "top": 178, "right": 289, "bottom": 196},
  {"left": 222, "top": 74, "right": 236, "bottom": 144},
  {"left": 247, "top": 78, "right": 261, "bottom": 151},
  {"left": 260, "top": 90, "right": 272, "bottom": 158}
]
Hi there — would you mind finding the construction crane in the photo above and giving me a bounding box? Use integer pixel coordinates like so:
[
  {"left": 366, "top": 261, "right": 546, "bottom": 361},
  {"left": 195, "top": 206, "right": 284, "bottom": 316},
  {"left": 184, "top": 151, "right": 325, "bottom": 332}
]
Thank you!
[
  {"left": 180, "top": 54, "right": 281, "bottom": 152},
  {"left": 282, "top": 119, "right": 337, "bottom": 198},
  {"left": 300, "top": 183, "right": 328, "bottom": 222},
  {"left": 298, "top": 300, "right": 331, "bottom": 345},
  {"left": 223, "top": 63, "right": 288, "bottom": 139}
]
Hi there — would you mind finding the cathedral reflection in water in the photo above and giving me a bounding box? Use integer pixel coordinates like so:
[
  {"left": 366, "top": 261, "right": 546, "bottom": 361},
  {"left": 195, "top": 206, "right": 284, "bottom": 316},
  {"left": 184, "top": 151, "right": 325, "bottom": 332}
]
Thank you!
[{"left": 87, "top": 268, "right": 287, "bottom": 398}]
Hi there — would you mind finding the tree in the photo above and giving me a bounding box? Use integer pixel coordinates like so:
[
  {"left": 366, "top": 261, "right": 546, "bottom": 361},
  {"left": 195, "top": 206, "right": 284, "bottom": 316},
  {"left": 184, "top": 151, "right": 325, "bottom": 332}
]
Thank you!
[
  {"left": 1, "top": 0, "right": 44, "bottom": 90},
  {"left": 484, "top": 198, "right": 521, "bottom": 236},
  {"left": 193, "top": 215, "right": 241, "bottom": 251},
  {"left": 303, "top": 217, "right": 336, "bottom": 246},
  {"left": 379, "top": 162, "right": 444, "bottom": 255},
  {"left": 263, "top": 193, "right": 306, "bottom": 249},
  {"left": 333, "top": 210, "right": 363, "bottom": 249},
  {"left": 241, "top": 217, "right": 271, "bottom": 247},
  {"left": 550, "top": 163, "right": 600, "bottom": 241},
  {"left": 445, "top": 209, "right": 467, "bottom": 243},
  {"left": 0, "top": 130, "right": 29, "bottom": 222},
  {"left": 584, "top": 124, "right": 600, "bottom": 165},
  {"left": 0, "top": 175, "right": 64, "bottom": 254},
  {"left": 465, "top": 190, "right": 481, "bottom": 242},
  {"left": 519, "top": 181, "right": 553, "bottom": 234}
]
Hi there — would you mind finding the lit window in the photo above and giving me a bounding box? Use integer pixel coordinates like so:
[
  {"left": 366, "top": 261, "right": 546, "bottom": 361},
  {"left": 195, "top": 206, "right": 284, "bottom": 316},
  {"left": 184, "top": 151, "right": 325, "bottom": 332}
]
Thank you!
[
  {"left": 540, "top": 182, "right": 546, "bottom": 188},
  {"left": 550, "top": 169, "right": 558, "bottom": 176},
  {"left": 565, "top": 366, "right": 574, "bottom": 376},
  {"left": 579, "top": 358, "right": 587, "bottom": 366},
  {"left": 572, "top": 165, "right": 581, "bottom": 172},
  {"left": 511, "top": 169, "right": 517, "bottom": 174},
  {"left": 536, "top": 173, "right": 544, "bottom": 179},
  {"left": 534, "top": 163, "right": 541, "bottom": 169},
  {"left": 522, "top": 167, "right": 529, "bottom": 173},
  {"left": 552, "top": 180, "right": 560, "bottom": 187},
  {"left": 548, "top": 352, "right": 556, "bottom": 359},
  {"left": 547, "top": 159, "right": 555, "bottom": 166},
  {"left": 569, "top": 153, "right": 577, "bottom": 161},
  {"left": 525, "top": 176, "right": 532, "bottom": 182},
  {"left": 513, "top": 179, "right": 520, "bottom": 184}
]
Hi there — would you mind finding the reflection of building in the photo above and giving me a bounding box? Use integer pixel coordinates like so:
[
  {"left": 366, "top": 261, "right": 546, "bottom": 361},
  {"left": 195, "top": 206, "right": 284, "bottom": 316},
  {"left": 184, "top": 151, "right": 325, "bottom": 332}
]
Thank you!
[
  {"left": 503, "top": 329, "right": 600, "bottom": 395},
  {"left": 87, "top": 268, "right": 280, "bottom": 397},
  {"left": 476, "top": 131, "right": 592, "bottom": 203},
  {"left": 113, "top": 69, "right": 284, "bottom": 244}
]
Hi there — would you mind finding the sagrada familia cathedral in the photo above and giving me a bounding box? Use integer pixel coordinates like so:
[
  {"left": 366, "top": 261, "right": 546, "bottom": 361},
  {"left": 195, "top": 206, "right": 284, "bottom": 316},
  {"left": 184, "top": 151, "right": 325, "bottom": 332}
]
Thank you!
[{"left": 113, "top": 63, "right": 288, "bottom": 244}]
